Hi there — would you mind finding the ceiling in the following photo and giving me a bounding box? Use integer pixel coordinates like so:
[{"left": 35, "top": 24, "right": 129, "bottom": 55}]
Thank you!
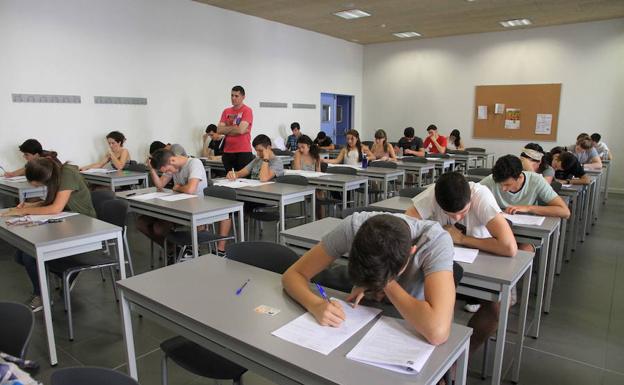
[{"left": 193, "top": 0, "right": 624, "bottom": 44}]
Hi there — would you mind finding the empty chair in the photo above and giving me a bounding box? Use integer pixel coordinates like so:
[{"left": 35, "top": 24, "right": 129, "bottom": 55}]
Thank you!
[
  {"left": 367, "top": 160, "right": 399, "bottom": 201},
  {"left": 0, "top": 302, "right": 34, "bottom": 360},
  {"left": 124, "top": 162, "right": 150, "bottom": 173},
  {"left": 465, "top": 175, "right": 485, "bottom": 183},
  {"left": 90, "top": 190, "right": 116, "bottom": 218},
  {"left": 399, "top": 186, "right": 426, "bottom": 198},
  {"left": 51, "top": 367, "right": 139, "bottom": 385},
  {"left": 318, "top": 165, "right": 359, "bottom": 216}
]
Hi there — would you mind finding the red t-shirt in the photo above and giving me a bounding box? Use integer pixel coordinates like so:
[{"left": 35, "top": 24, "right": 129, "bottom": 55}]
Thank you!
[
  {"left": 219, "top": 104, "right": 253, "bottom": 153},
  {"left": 423, "top": 135, "right": 448, "bottom": 154}
]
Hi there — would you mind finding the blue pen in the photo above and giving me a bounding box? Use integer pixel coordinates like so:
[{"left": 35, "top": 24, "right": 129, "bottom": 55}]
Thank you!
[
  {"left": 315, "top": 283, "right": 331, "bottom": 303},
  {"left": 236, "top": 278, "right": 250, "bottom": 296}
]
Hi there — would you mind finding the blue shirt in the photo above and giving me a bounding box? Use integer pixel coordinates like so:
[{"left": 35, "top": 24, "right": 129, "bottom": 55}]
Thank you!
[{"left": 286, "top": 134, "right": 299, "bottom": 151}]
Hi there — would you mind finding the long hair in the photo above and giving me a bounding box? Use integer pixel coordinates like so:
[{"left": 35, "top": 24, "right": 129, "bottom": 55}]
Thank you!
[
  {"left": 297, "top": 135, "right": 320, "bottom": 163},
  {"left": 374, "top": 129, "right": 392, "bottom": 153},
  {"left": 346, "top": 129, "right": 363, "bottom": 162},
  {"left": 450, "top": 129, "right": 461, "bottom": 148},
  {"left": 25, "top": 158, "right": 62, "bottom": 205}
]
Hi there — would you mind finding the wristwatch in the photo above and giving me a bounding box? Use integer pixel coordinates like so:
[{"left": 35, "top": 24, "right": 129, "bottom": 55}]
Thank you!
[{"left": 262, "top": 158, "right": 270, "bottom": 163}]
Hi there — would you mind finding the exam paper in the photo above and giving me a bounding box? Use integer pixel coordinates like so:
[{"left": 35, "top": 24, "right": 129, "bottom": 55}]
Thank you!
[
  {"left": 127, "top": 192, "right": 173, "bottom": 201},
  {"left": 0, "top": 176, "right": 28, "bottom": 182},
  {"left": 81, "top": 168, "right": 118, "bottom": 174},
  {"left": 283, "top": 170, "right": 330, "bottom": 178},
  {"left": 502, "top": 213, "right": 545, "bottom": 226},
  {"left": 346, "top": 316, "right": 434, "bottom": 374},
  {"left": 212, "top": 179, "right": 275, "bottom": 189},
  {"left": 272, "top": 299, "right": 381, "bottom": 355},
  {"left": 158, "top": 193, "right": 197, "bottom": 201},
  {"left": 453, "top": 247, "right": 479, "bottom": 264},
  {"left": 6, "top": 212, "right": 79, "bottom": 224}
]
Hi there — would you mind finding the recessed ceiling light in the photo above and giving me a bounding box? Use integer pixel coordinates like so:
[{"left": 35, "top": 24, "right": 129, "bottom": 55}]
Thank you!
[
  {"left": 393, "top": 32, "right": 421, "bottom": 38},
  {"left": 334, "top": 9, "right": 371, "bottom": 19},
  {"left": 500, "top": 18, "right": 532, "bottom": 28}
]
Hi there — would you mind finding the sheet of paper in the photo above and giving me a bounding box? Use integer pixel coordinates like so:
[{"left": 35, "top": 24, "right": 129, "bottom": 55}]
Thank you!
[
  {"left": 562, "top": 184, "right": 572, "bottom": 188},
  {"left": 346, "top": 316, "right": 435, "bottom": 374},
  {"left": 283, "top": 169, "right": 330, "bottom": 178},
  {"left": 494, "top": 103, "right": 505, "bottom": 114},
  {"left": 212, "top": 178, "right": 275, "bottom": 189},
  {"left": 81, "top": 168, "right": 117, "bottom": 174},
  {"left": 453, "top": 246, "right": 479, "bottom": 264},
  {"left": 157, "top": 193, "right": 197, "bottom": 201},
  {"left": 502, "top": 213, "right": 545, "bottom": 226},
  {"left": 504, "top": 108, "right": 521, "bottom": 129},
  {"left": 477, "top": 105, "right": 488, "bottom": 120},
  {"left": 6, "top": 212, "right": 79, "bottom": 224},
  {"left": 127, "top": 192, "right": 173, "bottom": 201},
  {"left": 0, "top": 176, "right": 28, "bottom": 182},
  {"left": 327, "top": 164, "right": 362, "bottom": 170},
  {"left": 535, "top": 113, "right": 552, "bottom": 135},
  {"left": 272, "top": 299, "right": 381, "bottom": 355}
]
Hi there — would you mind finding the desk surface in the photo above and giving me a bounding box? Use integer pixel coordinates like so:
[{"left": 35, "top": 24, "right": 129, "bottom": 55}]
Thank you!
[
  {"left": 80, "top": 170, "right": 147, "bottom": 179},
  {"left": 369, "top": 196, "right": 412, "bottom": 213},
  {"left": 118, "top": 254, "right": 472, "bottom": 385},
  {"left": 237, "top": 182, "right": 316, "bottom": 197},
  {"left": 0, "top": 179, "right": 46, "bottom": 192},
  {"left": 117, "top": 188, "right": 243, "bottom": 214}
]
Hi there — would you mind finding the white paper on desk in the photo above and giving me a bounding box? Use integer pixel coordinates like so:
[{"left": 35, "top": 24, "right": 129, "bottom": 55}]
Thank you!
[
  {"left": 453, "top": 247, "right": 479, "bottom": 264},
  {"left": 128, "top": 192, "right": 173, "bottom": 200},
  {"left": 81, "top": 168, "right": 117, "bottom": 174},
  {"left": 157, "top": 193, "right": 197, "bottom": 201},
  {"left": 212, "top": 179, "right": 275, "bottom": 189},
  {"left": 272, "top": 299, "right": 381, "bottom": 355},
  {"left": 6, "top": 212, "right": 79, "bottom": 224},
  {"left": 502, "top": 213, "right": 545, "bottom": 226},
  {"left": 346, "top": 316, "right": 434, "bottom": 374},
  {"left": 283, "top": 169, "right": 330, "bottom": 178},
  {"left": 562, "top": 184, "right": 572, "bottom": 188},
  {"left": 0, "top": 176, "right": 28, "bottom": 182},
  {"left": 326, "top": 164, "right": 362, "bottom": 170}
]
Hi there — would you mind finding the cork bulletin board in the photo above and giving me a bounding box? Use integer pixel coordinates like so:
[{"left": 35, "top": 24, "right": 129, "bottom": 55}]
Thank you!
[{"left": 473, "top": 83, "right": 561, "bottom": 141}]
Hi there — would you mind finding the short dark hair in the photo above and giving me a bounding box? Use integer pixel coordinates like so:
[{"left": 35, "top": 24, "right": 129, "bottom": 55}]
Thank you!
[
  {"left": 290, "top": 122, "right": 300, "bottom": 131},
  {"left": 149, "top": 141, "right": 166, "bottom": 155},
  {"left": 19, "top": 139, "right": 43, "bottom": 155},
  {"left": 435, "top": 172, "right": 471, "bottom": 213},
  {"left": 560, "top": 152, "right": 579, "bottom": 171},
  {"left": 492, "top": 155, "right": 523, "bottom": 183},
  {"left": 206, "top": 124, "right": 218, "bottom": 134},
  {"left": 348, "top": 215, "right": 413, "bottom": 293},
  {"left": 591, "top": 133, "right": 601, "bottom": 143},
  {"left": 231, "top": 85, "right": 245, "bottom": 95},
  {"left": 106, "top": 131, "right": 126, "bottom": 145},
  {"left": 403, "top": 127, "right": 415, "bottom": 138},
  {"left": 149, "top": 149, "right": 174, "bottom": 169},
  {"left": 317, "top": 131, "right": 327, "bottom": 139},
  {"left": 426, "top": 124, "right": 438, "bottom": 132},
  {"left": 576, "top": 133, "right": 590, "bottom": 141},
  {"left": 252, "top": 134, "right": 271, "bottom": 148},
  {"left": 576, "top": 138, "right": 592, "bottom": 150}
]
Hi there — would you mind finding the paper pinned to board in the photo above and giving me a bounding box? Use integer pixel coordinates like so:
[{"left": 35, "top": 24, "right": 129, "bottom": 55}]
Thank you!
[
  {"left": 477, "top": 105, "right": 488, "bottom": 120},
  {"left": 494, "top": 103, "right": 505, "bottom": 114},
  {"left": 535, "top": 114, "right": 552, "bottom": 135},
  {"left": 504, "top": 108, "right": 521, "bottom": 129}
]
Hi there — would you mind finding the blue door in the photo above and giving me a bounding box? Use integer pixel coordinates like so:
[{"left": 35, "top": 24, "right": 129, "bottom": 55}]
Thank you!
[
  {"left": 320, "top": 93, "right": 336, "bottom": 143},
  {"left": 335, "top": 95, "right": 352, "bottom": 146},
  {"left": 320, "top": 93, "right": 353, "bottom": 146}
]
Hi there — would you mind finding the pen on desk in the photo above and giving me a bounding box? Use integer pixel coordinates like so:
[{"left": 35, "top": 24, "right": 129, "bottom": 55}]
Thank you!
[
  {"left": 231, "top": 168, "right": 236, "bottom": 180},
  {"left": 315, "top": 282, "right": 331, "bottom": 303},
  {"left": 126, "top": 192, "right": 137, "bottom": 197},
  {"left": 236, "top": 278, "right": 250, "bottom": 296}
]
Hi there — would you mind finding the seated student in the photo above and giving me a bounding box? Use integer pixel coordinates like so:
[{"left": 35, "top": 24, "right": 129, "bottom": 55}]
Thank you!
[
  {"left": 285, "top": 122, "right": 302, "bottom": 151},
  {"left": 292, "top": 135, "right": 321, "bottom": 171},
  {"left": 3, "top": 139, "right": 60, "bottom": 177},
  {"left": 314, "top": 131, "right": 335, "bottom": 150},
  {"left": 448, "top": 129, "right": 465, "bottom": 151},
  {"left": 370, "top": 129, "right": 397, "bottom": 161},
  {"left": 201, "top": 124, "right": 225, "bottom": 159},
  {"left": 568, "top": 133, "right": 590, "bottom": 151},
  {"left": 149, "top": 141, "right": 187, "bottom": 157},
  {"left": 423, "top": 124, "right": 447, "bottom": 154},
  {"left": 2, "top": 158, "right": 96, "bottom": 311},
  {"left": 520, "top": 143, "right": 556, "bottom": 183},
  {"left": 323, "top": 129, "right": 374, "bottom": 166},
  {"left": 591, "top": 133, "right": 612, "bottom": 160},
  {"left": 573, "top": 137, "right": 602, "bottom": 169},
  {"left": 80, "top": 131, "right": 130, "bottom": 171},
  {"left": 551, "top": 150, "right": 591, "bottom": 185},
  {"left": 405, "top": 172, "right": 516, "bottom": 353},
  {"left": 282, "top": 212, "right": 455, "bottom": 345},
  {"left": 395, "top": 126, "right": 424, "bottom": 156},
  {"left": 226, "top": 134, "right": 284, "bottom": 182}
]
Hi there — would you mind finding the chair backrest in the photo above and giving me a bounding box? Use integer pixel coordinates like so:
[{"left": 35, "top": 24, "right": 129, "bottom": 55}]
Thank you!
[
  {"left": 399, "top": 186, "right": 426, "bottom": 198},
  {"left": 467, "top": 167, "right": 492, "bottom": 177},
  {"left": 362, "top": 140, "right": 373, "bottom": 148},
  {"left": 98, "top": 199, "right": 129, "bottom": 228},
  {"left": 204, "top": 186, "right": 237, "bottom": 200},
  {"left": 465, "top": 147, "right": 486, "bottom": 152},
  {"left": 327, "top": 166, "right": 357, "bottom": 175},
  {"left": 51, "top": 367, "right": 140, "bottom": 385},
  {"left": 225, "top": 242, "right": 299, "bottom": 274},
  {"left": 369, "top": 160, "right": 397, "bottom": 169},
  {"left": 465, "top": 175, "right": 485, "bottom": 183},
  {"left": 90, "top": 190, "right": 116, "bottom": 218},
  {"left": 320, "top": 162, "right": 329, "bottom": 172},
  {"left": 0, "top": 302, "right": 34, "bottom": 359},
  {"left": 452, "top": 262, "right": 463, "bottom": 287},
  {"left": 425, "top": 153, "right": 450, "bottom": 159},
  {"left": 275, "top": 175, "right": 309, "bottom": 186},
  {"left": 340, "top": 206, "right": 384, "bottom": 219},
  {"left": 123, "top": 162, "right": 149, "bottom": 172},
  {"left": 273, "top": 149, "right": 293, "bottom": 156},
  {"left": 334, "top": 144, "right": 343, "bottom": 150},
  {"left": 550, "top": 180, "right": 562, "bottom": 193},
  {"left": 447, "top": 150, "right": 469, "bottom": 155},
  {"left": 401, "top": 156, "right": 427, "bottom": 163}
]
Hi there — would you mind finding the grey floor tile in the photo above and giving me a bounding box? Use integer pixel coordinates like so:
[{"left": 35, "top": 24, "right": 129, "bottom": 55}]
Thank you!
[
  {"left": 602, "top": 370, "right": 624, "bottom": 385},
  {"left": 518, "top": 347, "right": 604, "bottom": 385}
]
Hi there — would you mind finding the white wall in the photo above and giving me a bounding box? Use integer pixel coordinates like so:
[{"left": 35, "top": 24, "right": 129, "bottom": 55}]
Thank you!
[
  {"left": 363, "top": 19, "right": 624, "bottom": 191},
  {"left": 0, "top": 0, "right": 362, "bottom": 169}
]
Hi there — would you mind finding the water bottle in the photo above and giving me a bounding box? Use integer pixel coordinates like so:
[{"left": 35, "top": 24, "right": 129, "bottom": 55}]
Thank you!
[
  {"left": 361, "top": 155, "right": 368, "bottom": 169},
  {"left": 398, "top": 147, "right": 404, "bottom": 157}
]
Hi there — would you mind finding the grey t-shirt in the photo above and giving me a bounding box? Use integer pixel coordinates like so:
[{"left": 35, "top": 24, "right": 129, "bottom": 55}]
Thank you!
[
  {"left": 171, "top": 157, "right": 208, "bottom": 195},
  {"left": 480, "top": 171, "right": 559, "bottom": 208},
  {"left": 542, "top": 165, "right": 555, "bottom": 179},
  {"left": 243, "top": 156, "right": 284, "bottom": 180},
  {"left": 575, "top": 148, "right": 599, "bottom": 164},
  {"left": 321, "top": 212, "right": 454, "bottom": 300}
]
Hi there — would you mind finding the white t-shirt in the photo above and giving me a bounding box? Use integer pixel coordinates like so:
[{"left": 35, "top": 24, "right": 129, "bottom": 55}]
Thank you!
[
  {"left": 171, "top": 158, "right": 208, "bottom": 195},
  {"left": 411, "top": 182, "right": 501, "bottom": 238}
]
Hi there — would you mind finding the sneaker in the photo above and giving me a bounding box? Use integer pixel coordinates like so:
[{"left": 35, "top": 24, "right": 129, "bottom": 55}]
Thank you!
[
  {"left": 216, "top": 249, "right": 227, "bottom": 258},
  {"left": 28, "top": 295, "right": 43, "bottom": 313},
  {"left": 464, "top": 303, "right": 481, "bottom": 313}
]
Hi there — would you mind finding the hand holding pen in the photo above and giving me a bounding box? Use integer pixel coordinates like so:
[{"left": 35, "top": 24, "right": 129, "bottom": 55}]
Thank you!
[
  {"left": 310, "top": 282, "right": 345, "bottom": 327},
  {"left": 227, "top": 168, "right": 237, "bottom": 180}
]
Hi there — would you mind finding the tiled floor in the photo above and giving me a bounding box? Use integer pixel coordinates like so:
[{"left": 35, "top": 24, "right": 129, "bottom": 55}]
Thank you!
[{"left": 1, "top": 195, "right": 623, "bottom": 385}]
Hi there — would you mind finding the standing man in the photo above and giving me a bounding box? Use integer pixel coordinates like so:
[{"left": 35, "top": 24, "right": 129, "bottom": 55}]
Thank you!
[
  {"left": 423, "top": 124, "right": 447, "bottom": 154},
  {"left": 218, "top": 85, "right": 254, "bottom": 172},
  {"left": 286, "top": 122, "right": 302, "bottom": 151}
]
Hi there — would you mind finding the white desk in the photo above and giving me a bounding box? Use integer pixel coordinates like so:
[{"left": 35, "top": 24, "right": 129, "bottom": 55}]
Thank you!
[
  {"left": 0, "top": 179, "right": 46, "bottom": 203},
  {"left": 81, "top": 170, "right": 148, "bottom": 191}
]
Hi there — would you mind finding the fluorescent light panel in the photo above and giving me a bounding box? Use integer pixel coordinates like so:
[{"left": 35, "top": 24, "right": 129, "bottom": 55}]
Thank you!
[
  {"left": 334, "top": 9, "right": 371, "bottom": 19},
  {"left": 500, "top": 19, "right": 532, "bottom": 28},
  {"left": 393, "top": 32, "right": 421, "bottom": 38}
]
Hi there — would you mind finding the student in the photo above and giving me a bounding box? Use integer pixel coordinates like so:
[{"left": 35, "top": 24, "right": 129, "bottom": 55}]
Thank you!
[
  {"left": 292, "top": 135, "right": 321, "bottom": 171},
  {"left": 226, "top": 134, "right": 284, "bottom": 182},
  {"left": 3, "top": 158, "right": 96, "bottom": 311},
  {"left": 201, "top": 124, "right": 225, "bottom": 159},
  {"left": 520, "top": 143, "right": 556, "bottom": 183},
  {"left": 396, "top": 126, "right": 424, "bottom": 156},
  {"left": 591, "top": 133, "right": 612, "bottom": 160},
  {"left": 314, "top": 131, "right": 335, "bottom": 150},
  {"left": 423, "top": 124, "right": 447, "bottom": 154},
  {"left": 551, "top": 150, "right": 591, "bottom": 185},
  {"left": 218, "top": 85, "right": 254, "bottom": 173},
  {"left": 573, "top": 137, "right": 602, "bottom": 169},
  {"left": 405, "top": 172, "right": 517, "bottom": 352},
  {"left": 3, "top": 139, "right": 60, "bottom": 177},
  {"left": 323, "top": 129, "right": 374, "bottom": 166},
  {"left": 149, "top": 141, "right": 187, "bottom": 157},
  {"left": 448, "top": 129, "right": 465, "bottom": 151},
  {"left": 80, "top": 131, "right": 130, "bottom": 171},
  {"left": 282, "top": 212, "right": 455, "bottom": 345},
  {"left": 370, "top": 129, "right": 397, "bottom": 161},
  {"left": 285, "top": 122, "right": 302, "bottom": 151}
]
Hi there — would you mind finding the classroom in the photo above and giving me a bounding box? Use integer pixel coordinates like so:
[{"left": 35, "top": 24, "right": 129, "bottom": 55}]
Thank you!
[{"left": 0, "top": 1, "right": 622, "bottom": 384}]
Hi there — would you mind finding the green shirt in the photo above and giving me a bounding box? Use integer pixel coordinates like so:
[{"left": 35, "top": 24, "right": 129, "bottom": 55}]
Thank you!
[
  {"left": 59, "top": 165, "right": 96, "bottom": 217},
  {"left": 480, "top": 171, "right": 558, "bottom": 208}
]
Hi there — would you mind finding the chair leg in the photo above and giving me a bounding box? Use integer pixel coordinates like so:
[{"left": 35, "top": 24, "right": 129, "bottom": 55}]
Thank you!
[
  {"left": 481, "top": 336, "right": 490, "bottom": 379},
  {"left": 64, "top": 271, "right": 74, "bottom": 341},
  {"left": 124, "top": 230, "right": 135, "bottom": 277},
  {"left": 161, "top": 354, "right": 168, "bottom": 385},
  {"left": 99, "top": 268, "right": 106, "bottom": 282},
  {"left": 109, "top": 266, "right": 119, "bottom": 302},
  {"left": 150, "top": 241, "right": 155, "bottom": 269}
]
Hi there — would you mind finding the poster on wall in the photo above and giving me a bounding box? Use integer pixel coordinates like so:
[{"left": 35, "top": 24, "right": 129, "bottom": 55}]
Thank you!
[
  {"left": 535, "top": 113, "right": 553, "bottom": 135},
  {"left": 504, "top": 108, "right": 521, "bottom": 129},
  {"left": 477, "top": 105, "right": 488, "bottom": 120}
]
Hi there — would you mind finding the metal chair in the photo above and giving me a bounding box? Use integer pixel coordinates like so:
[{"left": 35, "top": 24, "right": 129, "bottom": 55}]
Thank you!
[
  {"left": 465, "top": 147, "right": 486, "bottom": 152},
  {"left": 319, "top": 166, "right": 361, "bottom": 216},
  {"left": 467, "top": 167, "right": 492, "bottom": 177},
  {"left": 398, "top": 186, "right": 426, "bottom": 198},
  {"left": 402, "top": 156, "right": 427, "bottom": 163},
  {"left": 0, "top": 302, "right": 34, "bottom": 360},
  {"left": 425, "top": 153, "right": 450, "bottom": 158},
  {"left": 51, "top": 366, "right": 139, "bottom": 385},
  {"left": 226, "top": 241, "right": 299, "bottom": 274},
  {"left": 273, "top": 149, "right": 294, "bottom": 156},
  {"left": 447, "top": 150, "right": 469, "bottom": 155},
  {"left": 90, "top": 190, "right": 116, "bottom": 217}
]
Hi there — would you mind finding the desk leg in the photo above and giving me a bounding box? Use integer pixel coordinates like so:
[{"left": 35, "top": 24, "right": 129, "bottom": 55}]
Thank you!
[
  {"left": 120, "top": 290, "right": 138, "bottom": 379},
  {"left": 492, "top": 284, "right": 511, "bottom": 385},
  {"left": 455, "top": 339, "right": 470, "bottom": 385},
  {"left": 142, "top": 176, "right": 148, "bottom": 188},
  {"left": 238, "top": 207, "right": 245, "bottom": 242},
  {"left": 18, "top": 191, "right": 26, "bottom": 203},
  {"left": 37, "top": 253, "right": 58, "bottom": 366},
  {"left": 383, "top": 177, "right": 389, "bottom": 200},
  {"left": 111, "top": 181, "right": 116, "bottom": 192},
  {"left": 556, "top": 218, "right": 567, "bottom": 275},
  {"left": 401, "top": 173, "right": 405, "bottom": 190},
  {"left": 342, "top": 185, "right": 348, "bottom": 212},
  {"left": 311, "top": 192, "right": 316, "bottom": 222},
  {"left": 604, "top": 164, "right": 610, "bottom": 203},
  {"left": 544, "top": 227, "right": 560, "bottom": 313},
  {"left": 530, "top": 234, "right": 549, "bottom": 338},
  {"left": 363, "top": 179, "right": 369, "bottom": 206},
  {"left": 280, "top": 200, "right": 286, "bottom": 232},
  {"left": 191, "top": 217, "right": 199, "bottom": 259},
  {"left": 567, "top": 196, "right": 577, "bottom": 257},
  {"left": 116, "top": 232, "right": 127, "bottom": 279},
  {"left": 512, "top": 263, "right": 532, "bottom": 383}
]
